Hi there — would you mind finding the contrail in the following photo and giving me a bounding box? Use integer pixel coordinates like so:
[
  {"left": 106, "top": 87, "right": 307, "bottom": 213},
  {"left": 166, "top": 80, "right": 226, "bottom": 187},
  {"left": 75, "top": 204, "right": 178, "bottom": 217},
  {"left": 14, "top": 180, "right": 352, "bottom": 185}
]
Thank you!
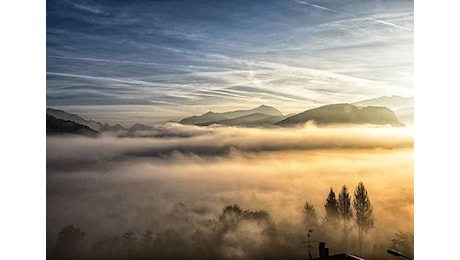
[
  {"left": 46, "top": 72, "right": 207, "bottom": 90},
  {"left": 294, "top": 0, "right": 413, "bottom": 32},
  {"left": 372, "top": 18, "right": 413, "bottom": 32},
  {"left": 46, "top": 72, "right": 156, "bottom": 86},
  {"left": 294, "top": 0, "right": 338, "bottom": 13},
  {"left": 47, "top": 56, "right": 212, "bottom": 69},
  {"left": 47, "top": 56, "right": 163, "bottom": 66}
]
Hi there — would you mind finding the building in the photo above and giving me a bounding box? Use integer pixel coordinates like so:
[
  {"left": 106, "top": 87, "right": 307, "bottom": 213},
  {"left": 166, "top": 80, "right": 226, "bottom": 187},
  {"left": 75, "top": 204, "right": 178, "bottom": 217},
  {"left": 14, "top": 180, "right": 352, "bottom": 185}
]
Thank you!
[{"left": 311, "top": 242, "right": 365, "bottom": 260}]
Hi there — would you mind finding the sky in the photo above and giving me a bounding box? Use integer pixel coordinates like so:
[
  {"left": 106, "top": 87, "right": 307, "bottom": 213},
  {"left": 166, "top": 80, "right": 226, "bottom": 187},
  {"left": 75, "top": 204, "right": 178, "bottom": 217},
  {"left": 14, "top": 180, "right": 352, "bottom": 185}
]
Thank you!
[{"left": 46, "top": 0, "right": 414, "bottom": 124}]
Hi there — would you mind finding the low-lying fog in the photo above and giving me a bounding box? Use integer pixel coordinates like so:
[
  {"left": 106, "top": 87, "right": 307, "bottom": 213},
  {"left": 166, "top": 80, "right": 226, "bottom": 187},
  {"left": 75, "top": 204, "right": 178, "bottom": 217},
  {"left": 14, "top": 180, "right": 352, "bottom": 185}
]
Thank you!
[{"left": 47, "top": 123, "right": 413, "bottom": 259}]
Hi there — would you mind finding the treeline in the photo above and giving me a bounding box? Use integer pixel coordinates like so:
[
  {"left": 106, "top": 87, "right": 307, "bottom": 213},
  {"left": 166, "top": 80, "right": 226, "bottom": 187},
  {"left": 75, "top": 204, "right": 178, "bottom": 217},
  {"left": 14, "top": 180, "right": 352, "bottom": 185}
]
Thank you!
[
  {"left": 49, "top": 205, "right": 290, "bottom": 260},
  {"left": 303, "top": 182, "right": 375, "bottom": 255},
  {"left": 48, "top": 182, "right": 413, "bottom": 260},
  {"left": 302, "top": 182, "right": 413, "bottom": 259}
]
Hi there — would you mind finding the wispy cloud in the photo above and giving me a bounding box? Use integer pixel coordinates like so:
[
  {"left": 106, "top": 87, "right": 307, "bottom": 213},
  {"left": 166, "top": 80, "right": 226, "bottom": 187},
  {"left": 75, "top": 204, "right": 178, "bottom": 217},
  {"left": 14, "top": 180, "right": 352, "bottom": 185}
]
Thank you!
[
  {"left": 294, "top": 0, "right": 413, "bottom": 32},
  {"left": 67, "top": 1, "right": 108, "bottom": 16},
  {"left": 47, "top": 55, "right": 213, "bottom": 70},
  {"left": 47, "top": 0, "right": 413, "bottom": 121},
  {"left": 47, "top": 72, "right": 157, "bottom": 86},
  {"left": 47, "top": 56, "right": 163, "bottom": 66}
]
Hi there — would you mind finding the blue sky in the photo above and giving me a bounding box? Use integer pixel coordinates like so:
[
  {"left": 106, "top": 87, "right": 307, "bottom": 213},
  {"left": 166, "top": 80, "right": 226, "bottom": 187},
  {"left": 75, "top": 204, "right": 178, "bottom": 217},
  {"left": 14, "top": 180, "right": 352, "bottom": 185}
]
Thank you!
[{"left": 46, "top": 0, "right": 413, "bottom": 123}]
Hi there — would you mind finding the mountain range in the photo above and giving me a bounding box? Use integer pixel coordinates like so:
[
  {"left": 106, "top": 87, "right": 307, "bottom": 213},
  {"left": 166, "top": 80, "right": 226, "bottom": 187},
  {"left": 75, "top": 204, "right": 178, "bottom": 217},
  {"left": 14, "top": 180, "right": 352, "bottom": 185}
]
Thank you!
[
  {"left": 46, "top": 114, "right": 99, "bottom": 136},
  {"left": 180, "top": 105, "right": 284, "bottom": 126},
  {"left": 46, "top": 96, "right": 410, "bottom": 136},
  {"left": 180, "top": 101, "right": 405, "bottom": 128},
  {"left": 47, "top": 108, "right": 128, "bottom": 132}
]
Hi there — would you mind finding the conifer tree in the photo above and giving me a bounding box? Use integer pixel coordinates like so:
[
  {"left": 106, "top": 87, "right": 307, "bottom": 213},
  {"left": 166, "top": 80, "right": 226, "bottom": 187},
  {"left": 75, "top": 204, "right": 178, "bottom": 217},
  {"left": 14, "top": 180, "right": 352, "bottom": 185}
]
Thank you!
[
  {"left": 324, "top": 188, "right": 340, "bottom": 223},
  {"left": 303, "top": 202, "right": 318, "bottom": 229},
  {"left": 353, "top": 182, "right": 375, "bottom": 253},
  {"left": 338, "top": 185, "right": 353, "bottom": 225},
  {"left": 338, "top": 185, "right": 353, "bottom": 249}
]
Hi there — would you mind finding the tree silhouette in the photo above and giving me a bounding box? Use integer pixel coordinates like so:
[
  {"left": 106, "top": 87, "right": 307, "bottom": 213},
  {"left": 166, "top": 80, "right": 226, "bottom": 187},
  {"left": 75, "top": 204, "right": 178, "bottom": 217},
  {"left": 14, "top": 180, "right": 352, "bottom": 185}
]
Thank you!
[
  {"left": 324, "top": 188, "right": 340, "bottom": 224},
  {"left": 56, "top": 225, "right": 85, "bottom": 247},
  {"left": 218, "top": 204, "right": 243, "bottom": 231},
  {"left": 242, "top": 209, "right": 276, "bottom": 235},
  {"left": 139, "top": 229, "right": 154, "bottom": 258},
  {"left": 141, "top": 229, "right": 153, "bottom": 247},
  {"left": 123, "top": 230, "right": 137, "bottom": 247},
  {"left": 53, "top": 224, "right": 86, "bottom": 259},
  {"left": 353, "top": 182, "right": 375, "bottom": 253},
  {"left": 338, "top": 185, "right": 353, "bottom": 223},
  {"left": 121, "top": 230, "right": 138, "bottom": 258},
  {"left": 303, "top": 202, "right": 319, "bottom": 231},
  {"left": 338, "top": 185, "right": 353, "bottom": 250}
]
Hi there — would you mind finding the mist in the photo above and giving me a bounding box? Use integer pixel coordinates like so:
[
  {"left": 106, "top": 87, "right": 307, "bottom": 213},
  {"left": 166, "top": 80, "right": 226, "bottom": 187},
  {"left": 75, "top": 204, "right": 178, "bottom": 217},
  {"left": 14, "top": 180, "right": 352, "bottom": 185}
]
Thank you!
[{"left": 47, "top": 124, "right": 413, "bottom": 259}]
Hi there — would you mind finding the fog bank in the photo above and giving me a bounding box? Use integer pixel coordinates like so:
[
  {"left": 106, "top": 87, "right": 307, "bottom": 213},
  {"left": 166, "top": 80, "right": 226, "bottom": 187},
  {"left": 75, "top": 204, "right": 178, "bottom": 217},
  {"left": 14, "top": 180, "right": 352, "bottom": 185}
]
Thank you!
[{"left": 47, "top": 124, "right": 413, "bottom": 259}]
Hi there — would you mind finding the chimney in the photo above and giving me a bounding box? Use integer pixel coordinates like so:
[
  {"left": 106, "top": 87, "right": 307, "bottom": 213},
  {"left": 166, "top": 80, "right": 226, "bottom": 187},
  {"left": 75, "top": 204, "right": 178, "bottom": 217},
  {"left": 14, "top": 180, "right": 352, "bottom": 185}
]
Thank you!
[{"left": 319, "top": 242, "right": 329, "bottom": 259}]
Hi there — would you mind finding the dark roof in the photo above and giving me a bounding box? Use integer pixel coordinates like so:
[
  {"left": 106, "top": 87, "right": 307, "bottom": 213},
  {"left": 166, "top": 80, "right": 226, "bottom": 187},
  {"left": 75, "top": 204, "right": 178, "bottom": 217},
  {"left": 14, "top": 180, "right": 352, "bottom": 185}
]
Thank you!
[{"left": 312, "top": 253, "right": 365, "bottom": 260}]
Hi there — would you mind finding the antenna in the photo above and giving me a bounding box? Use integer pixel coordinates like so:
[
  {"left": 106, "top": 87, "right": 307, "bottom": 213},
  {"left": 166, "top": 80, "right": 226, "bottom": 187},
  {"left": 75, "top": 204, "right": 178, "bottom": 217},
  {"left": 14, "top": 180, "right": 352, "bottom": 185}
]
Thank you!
[
  {"left": 307, "top": 229, "right": 314, "bottom": 259},
  {"left": 301, "top": 229, "right": 317, "bottom": 259}
]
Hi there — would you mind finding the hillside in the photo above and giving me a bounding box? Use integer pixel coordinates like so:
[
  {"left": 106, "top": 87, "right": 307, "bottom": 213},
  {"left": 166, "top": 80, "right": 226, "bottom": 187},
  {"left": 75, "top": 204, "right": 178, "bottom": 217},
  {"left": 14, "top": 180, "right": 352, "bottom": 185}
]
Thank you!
[
  {"left": 46, "top": 114, "right": 99, "bottom": 136},
  {"left": 353, "top": 96, "right": 413, "bottom": 125},
  {"left": 180, "top": 105, "right": 283, "bottom": 126},
  {"left": 216, "top": 113, "right": 284, "bottom": 126},
  {"left": 47, "top": 108, "right": 128, "bottom": 132},
  {"left": 276, "top": 104, "right": 404, "bottom": 127}
]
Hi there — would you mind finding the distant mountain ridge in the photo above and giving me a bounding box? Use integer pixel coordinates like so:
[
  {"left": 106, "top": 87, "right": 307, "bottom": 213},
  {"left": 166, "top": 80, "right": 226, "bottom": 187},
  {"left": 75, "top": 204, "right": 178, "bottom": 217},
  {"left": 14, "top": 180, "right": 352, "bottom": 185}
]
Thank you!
[
  {"left": 47, "top": 102, "right": 406, "bottom": 133},
  {"left": 180, "top": 105, "right": 284, "bottom": 126},
  {"left": 180, "top": 104, "right": 404, "bottom": 127},
  {"left": 221, "top": 105, "right": 283, "bottom": 118},
  {"left": 215, "top": 113, "right": 283, "bottom": 126},
  {"left": 46, "top": 114, "right": 99, "bottom": 136},
  {"left": 47, "top": 108, "right": 128, "bottom": 132},
  {"left": 276, "top": 104, "right": 404, "bottom": 127},
  {"left": 128, "top": 123, "right": 154, "bottom": 135},
  {"left": 353, "top": 95, "right": 413, "bottom": 125},
  {"left": 353, "top": 95, "right": 413, "bottom": 110}
]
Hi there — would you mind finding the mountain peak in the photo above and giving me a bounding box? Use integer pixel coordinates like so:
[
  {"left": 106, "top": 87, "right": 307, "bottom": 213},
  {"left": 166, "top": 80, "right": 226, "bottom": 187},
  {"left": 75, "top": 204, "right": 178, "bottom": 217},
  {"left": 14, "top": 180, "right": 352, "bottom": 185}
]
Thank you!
[{"left": 251, "top": 104, "right": 282, "bottom": 114}]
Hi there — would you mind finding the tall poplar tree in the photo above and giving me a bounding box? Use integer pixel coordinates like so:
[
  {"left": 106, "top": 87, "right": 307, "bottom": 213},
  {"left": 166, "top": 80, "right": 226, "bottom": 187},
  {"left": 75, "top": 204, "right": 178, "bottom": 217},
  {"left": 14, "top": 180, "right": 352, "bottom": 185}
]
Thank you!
[
  {"left": 303, "top": 202, "right": 319, "bottom": 229},
  {"left": 338, "top": 185, "right": 353, "bottom": 225},
  {"left": 324, "top": 188, "right": 340, "bottom": 223},
  {"left": 353, "top": 182, "right": 375, "bottom": 253},
  {"left": 338, "top": 185, "right": 353, "bottom": 249}
]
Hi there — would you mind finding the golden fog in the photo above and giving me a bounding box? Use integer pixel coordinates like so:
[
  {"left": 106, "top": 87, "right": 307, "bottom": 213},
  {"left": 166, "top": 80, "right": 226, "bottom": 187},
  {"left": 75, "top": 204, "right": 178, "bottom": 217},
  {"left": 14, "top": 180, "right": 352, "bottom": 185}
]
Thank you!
[{"left": 47, "top": 124, "right": 413, "bottom": 258}]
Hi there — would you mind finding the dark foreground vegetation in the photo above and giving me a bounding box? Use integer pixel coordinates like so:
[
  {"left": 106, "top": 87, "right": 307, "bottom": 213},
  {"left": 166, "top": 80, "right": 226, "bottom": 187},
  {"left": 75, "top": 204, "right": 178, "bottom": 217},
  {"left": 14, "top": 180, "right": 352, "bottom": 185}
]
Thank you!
[{"left": 48, "top": 182, "right": 413, "bottom": 260}]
